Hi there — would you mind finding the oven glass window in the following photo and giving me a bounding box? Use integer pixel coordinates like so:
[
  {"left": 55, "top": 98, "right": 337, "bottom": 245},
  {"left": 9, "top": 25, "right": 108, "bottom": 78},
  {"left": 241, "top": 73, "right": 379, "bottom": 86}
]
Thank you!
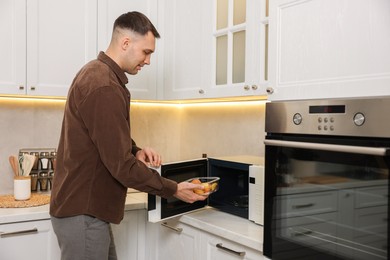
[{"left": 268, "top": 146, "right": 388, "bottom": 260}]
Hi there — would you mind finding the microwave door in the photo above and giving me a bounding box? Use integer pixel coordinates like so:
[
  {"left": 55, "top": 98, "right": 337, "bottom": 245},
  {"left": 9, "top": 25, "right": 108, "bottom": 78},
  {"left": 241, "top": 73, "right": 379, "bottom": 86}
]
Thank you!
[{"left": 147, "top": 159, "right": 208, "bottom": 223}]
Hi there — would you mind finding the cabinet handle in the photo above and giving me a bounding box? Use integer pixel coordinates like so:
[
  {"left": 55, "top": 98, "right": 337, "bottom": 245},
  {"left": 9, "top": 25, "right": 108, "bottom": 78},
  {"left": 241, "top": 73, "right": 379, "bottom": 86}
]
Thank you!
[
  {"left": 292, "top": 203, "right": 314, "bottom": 209},
  {"left": 30, "top": 86, "right": 36, "bottom": 91},
  {"left": 161, "top": 222, "right": 182, "bottom": 234},
  {"left": 251, "top": 85, "right": 258, "bottom": 90},
  {"left": 216, "top": 243, "right": 246, "bottom": 257},
  {"left": 243, "top": 85, "right": 250, "bottom": 91},
  {"left": 198, "top": 89, "right": 204, "bottom": 94},
  {"left": 266, "top": 87, "right": 274, "bottom": 94},
  {"left": 0, "top": 228, "right": 38, "bottom": 238},
  {"left": 19, "top": 85, "right": 25, "bottom": 90},
  {"left": 292, "top": 230, "right": 313, "bottom": 237}
]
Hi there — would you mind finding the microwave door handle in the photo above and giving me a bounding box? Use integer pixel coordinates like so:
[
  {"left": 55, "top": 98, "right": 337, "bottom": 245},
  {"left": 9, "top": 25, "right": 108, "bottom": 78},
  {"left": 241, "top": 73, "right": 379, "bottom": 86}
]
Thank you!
[{"left": 264, "top": 140, "right": 390, "bottom": 156}]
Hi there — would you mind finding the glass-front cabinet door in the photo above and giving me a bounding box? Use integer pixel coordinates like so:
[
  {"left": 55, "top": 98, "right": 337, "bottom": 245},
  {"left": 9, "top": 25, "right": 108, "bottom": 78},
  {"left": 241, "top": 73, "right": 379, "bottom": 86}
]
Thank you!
[{"left": 211, "top": 0, "right": 269, "bottom": 98}]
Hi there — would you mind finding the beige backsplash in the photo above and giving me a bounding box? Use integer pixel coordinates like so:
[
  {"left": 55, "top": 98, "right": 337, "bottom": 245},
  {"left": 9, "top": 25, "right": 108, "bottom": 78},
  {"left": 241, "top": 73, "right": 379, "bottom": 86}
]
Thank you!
[{"left": 0, "top": 98, "right": 266, "bottom": 194}]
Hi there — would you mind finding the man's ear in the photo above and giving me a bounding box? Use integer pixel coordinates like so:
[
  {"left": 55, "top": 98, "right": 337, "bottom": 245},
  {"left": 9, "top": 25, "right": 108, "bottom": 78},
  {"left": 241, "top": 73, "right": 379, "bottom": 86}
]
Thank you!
[{"left": 121, "top": 36, "right": 131, "bottom": 51}]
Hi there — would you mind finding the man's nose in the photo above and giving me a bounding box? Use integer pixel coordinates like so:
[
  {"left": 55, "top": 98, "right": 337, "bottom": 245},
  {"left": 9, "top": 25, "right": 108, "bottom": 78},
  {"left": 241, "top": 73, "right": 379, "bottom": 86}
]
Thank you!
[{"left": 144, "top": 55, "right": 151, "bottom": 65}]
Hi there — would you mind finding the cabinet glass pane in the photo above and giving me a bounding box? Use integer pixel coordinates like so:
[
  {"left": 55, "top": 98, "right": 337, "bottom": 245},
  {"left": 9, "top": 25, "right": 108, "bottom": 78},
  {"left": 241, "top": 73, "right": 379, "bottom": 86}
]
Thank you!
[
  {"left": 233, "top": 30, "right": 245, "bottom": 83},
  {"left": 217, "top": 0, "right": 228, "bottom": 30},
  {"left": 265, "top": 24, "right": 269, "bottom": 81},
  {"left": 216, "top": 35, "right": 228, "bottom": 85},
  {"left": 233, "top": 0, "right": 246, "bottom": 25}
]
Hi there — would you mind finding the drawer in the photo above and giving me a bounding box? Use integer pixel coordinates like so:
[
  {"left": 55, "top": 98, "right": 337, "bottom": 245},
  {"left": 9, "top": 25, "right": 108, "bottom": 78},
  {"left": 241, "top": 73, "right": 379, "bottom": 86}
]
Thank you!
[
  {"left": 354, "top": 205, "right": 387, "bottom": 234},
  {"left": 355, "top": 186, "right": 388, "bottom": 208},
  {"left": 276, "top": 191, "right": 338, "bottom": 218},
  {"left": 277, "top": 212, "right": 338, "bottom": 251}
]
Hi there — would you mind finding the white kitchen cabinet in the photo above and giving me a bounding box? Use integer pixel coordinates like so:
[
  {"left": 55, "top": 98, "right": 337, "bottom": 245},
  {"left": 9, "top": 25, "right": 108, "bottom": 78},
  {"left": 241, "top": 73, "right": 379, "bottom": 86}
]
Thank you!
[
  {"left": 268, "top": 0, "right": 390, "bottom": 101},
  {"left": 160, "top": 0, "right": 214, "bottom": 100},
  {"left": 97, "top": 0, "right": 159, "bottom": 100},
  {"left": 210, "top": 0, "right": 269, "bottom": 99},
  {"left": 146, "top": 216, "right": 266, "bottom": 260},
  {"left": 0, "top": 0, "right": 97, "bottom": 97},
  {"left": 145, "top": 219, "right": 201, "bottom": 260},
  {"left": 111, "top": 209, "right": 147, "bottom": 260},
  {"left": 0, "top": 219, "right": 61, "bottom": 260},
  {"left": 162, "top": 0, "right": 269, "bottom": 100},
  {"left": 201, "top": 232, "right": 266, "bottom": 260}
]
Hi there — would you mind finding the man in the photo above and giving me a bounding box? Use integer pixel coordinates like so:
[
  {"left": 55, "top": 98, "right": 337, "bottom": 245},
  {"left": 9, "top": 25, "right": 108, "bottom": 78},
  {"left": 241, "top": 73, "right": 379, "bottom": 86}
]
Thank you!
[{"left": 50, "top": 11, "right": 206, "bottom": 260}]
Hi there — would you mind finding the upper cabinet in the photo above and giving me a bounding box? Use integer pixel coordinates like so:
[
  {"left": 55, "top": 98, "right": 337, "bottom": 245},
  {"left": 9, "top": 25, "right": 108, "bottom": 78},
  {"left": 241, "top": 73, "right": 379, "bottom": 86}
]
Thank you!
[
  {"left": 0, "top": 0, "right": 97, "bottom": 97},
  {"left": 268, "top": 0, "right": 390, "bottom": 101},
  {"left": 162, "top": 0, "right": 269, "bottom": 100},
  {"left": 97, "top": 0, "right": 159, "bottom": 100},
  {"left": 160, "top": 0, "right": 213, "bottom": 100}
]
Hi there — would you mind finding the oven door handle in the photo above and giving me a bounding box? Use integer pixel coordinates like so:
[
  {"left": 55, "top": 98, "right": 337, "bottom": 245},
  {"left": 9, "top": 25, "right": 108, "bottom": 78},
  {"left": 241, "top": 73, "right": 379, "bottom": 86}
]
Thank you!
[{"left": 264, "top": 140, "right": 390, "bottom": 156}]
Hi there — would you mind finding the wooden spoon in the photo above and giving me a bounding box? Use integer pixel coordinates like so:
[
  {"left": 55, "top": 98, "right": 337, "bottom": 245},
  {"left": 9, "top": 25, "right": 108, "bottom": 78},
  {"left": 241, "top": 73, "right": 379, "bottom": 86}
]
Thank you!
[{"left": 9, "top": 156, "right": 19, "bottom": 176}]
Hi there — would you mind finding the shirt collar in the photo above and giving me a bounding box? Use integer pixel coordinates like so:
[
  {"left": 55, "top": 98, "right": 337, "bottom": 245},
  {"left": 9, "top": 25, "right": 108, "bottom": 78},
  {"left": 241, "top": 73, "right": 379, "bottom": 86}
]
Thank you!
[{"left": 97, "top": 51, "right": 129, "bottom": 87}]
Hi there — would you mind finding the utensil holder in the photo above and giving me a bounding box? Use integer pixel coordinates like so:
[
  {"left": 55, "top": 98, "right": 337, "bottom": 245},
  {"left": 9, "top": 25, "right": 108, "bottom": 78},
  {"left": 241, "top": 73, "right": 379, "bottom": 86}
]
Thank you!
[{"left": 14, "top": 176, "right": 31, "bottom": 200}]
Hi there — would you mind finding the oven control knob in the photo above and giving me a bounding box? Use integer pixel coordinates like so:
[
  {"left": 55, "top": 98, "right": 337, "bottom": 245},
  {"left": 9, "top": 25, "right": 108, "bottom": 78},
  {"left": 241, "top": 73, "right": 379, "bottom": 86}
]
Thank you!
[
  {"left": 353, "top": 112, "right": 365, "bottom": 126},
  {"left": 293, "top": 113, "right": 302, "bottom": 125}
]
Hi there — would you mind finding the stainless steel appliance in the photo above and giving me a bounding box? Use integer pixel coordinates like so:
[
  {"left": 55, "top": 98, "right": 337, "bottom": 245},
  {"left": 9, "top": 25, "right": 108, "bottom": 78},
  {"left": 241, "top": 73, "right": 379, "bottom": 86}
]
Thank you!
[
  {"left": 148, "top": 156, "right": 264, "bottom": 223},
  {"left": 263, "top": 98, "right": 389, "bottom": 260}
]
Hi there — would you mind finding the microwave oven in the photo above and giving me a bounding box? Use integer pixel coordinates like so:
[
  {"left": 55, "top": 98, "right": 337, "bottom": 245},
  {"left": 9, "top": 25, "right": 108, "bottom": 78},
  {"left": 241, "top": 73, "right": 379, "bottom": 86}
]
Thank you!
[{"left": 147, "top": 156, "right": 264, "bottom": 225}]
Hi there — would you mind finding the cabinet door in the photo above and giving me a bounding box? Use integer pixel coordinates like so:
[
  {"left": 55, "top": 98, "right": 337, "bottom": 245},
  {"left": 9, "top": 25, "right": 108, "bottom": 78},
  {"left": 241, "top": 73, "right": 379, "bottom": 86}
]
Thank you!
[
  {"left": 161, "top": 0, "right": 214, "bottom": 100},
  {"left": 97, "top": 0, "right": 158, "bottom": 100},
  {"left": 210, "top": 0, "right": 268, "bottom": 98},
  {"left": 146, "top": 219, "right": 201, "bottom": 260},
  {"left": 111, "top": 210, "right": 146, "bottom": 260},
  {"left": 0, "top": 0, "right": 26, "bottom": 95},
  {"left": 0, "top": 219, "right": 60, "bottom": 260},
  {"left": 268, "top": 0, "right": 390, "bottom": 101},
  {"left": 201, "top": 232, "right": 266, "bottom": 260},
  {"left": 26, "top": 0, "right": 98, "bottom": 97}
]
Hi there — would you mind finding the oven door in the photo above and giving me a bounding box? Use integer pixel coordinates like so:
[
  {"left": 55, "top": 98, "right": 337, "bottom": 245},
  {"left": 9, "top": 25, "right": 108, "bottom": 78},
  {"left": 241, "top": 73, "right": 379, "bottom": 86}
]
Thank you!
[
  {"left": 264, "top": 135, "right": 389, "bottom": 260},
  {"left": 148, "top": 159, "right": 208, "bottom": 222}
]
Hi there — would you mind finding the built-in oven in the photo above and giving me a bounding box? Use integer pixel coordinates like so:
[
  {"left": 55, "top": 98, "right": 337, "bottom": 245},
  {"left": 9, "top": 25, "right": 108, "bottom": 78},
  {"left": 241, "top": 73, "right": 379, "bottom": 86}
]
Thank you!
[{"left": 264, "top": 98, "right": 389, "bottom": 260}]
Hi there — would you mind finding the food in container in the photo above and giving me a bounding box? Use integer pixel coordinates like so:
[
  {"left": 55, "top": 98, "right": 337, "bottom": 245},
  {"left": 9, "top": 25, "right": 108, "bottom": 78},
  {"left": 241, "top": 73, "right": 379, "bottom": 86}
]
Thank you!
[{"left": 187, "top": 177, "right": 220, "bottom": 195}]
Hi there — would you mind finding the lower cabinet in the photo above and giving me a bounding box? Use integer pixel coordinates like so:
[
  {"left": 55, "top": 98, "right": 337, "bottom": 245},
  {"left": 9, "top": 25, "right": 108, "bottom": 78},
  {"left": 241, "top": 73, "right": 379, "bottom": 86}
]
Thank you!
[
  {"left": 146, "top": 219, "right": 201, "bottom": 260},
  {"left": 111, "top": 209, "right": 147, "bottom": 260},
  {"left": 145, "top": 218, "right": 265, "bottom": 260},
  {"left": 201, "top": 233, "right": 266, "bottom": 260},
  {"left": 0, "top": 219, "right": 61, "bottom": 260}
]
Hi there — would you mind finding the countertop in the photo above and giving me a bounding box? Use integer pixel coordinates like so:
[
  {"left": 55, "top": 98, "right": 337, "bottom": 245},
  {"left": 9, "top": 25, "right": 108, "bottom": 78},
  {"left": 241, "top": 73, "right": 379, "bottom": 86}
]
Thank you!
[
  {"left": 0, "top": 192, "right": 146, "bottom": 225},
  {"left": 0, "top": 192, "right": 263, "bottom": 253}
]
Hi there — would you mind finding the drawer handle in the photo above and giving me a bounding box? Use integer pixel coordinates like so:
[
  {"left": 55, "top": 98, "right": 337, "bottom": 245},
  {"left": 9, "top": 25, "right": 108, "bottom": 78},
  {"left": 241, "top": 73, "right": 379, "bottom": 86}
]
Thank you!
[
  {"left": 216, "top": 243, "right": 246, "bottom": 257},
  {"left": 0, "top": 228, "right": 38, "bottom": 238},
  {"left": 293, "top": 230, "right": 313, "bottom": 237},
  {"left": 161, "top": 222, "right": 183, "bottom": 234},
  {"left": 292, "top": 203, "right": 314, "bottom": 209}
]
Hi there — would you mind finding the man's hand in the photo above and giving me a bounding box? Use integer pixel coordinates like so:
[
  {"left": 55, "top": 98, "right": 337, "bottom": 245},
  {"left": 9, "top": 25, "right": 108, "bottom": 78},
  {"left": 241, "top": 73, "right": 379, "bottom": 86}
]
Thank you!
[
  {"left": 136, "top": 147, "right": 162, "bottom": 167},
  {"left": 173, "top": 182, "right": 208, "bottom": 203}
]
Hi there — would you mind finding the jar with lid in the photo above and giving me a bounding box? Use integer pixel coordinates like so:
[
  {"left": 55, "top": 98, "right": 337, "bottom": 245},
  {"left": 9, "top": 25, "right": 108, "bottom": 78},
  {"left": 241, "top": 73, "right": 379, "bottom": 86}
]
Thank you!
[
  {"left": 39, "top": 152, "right": 50, "bottom": 171},
  {"left": 39, "top": 172, "right": 49, "bottom": 191},
  {"left": 30, "top": 152, "right": 39, "bottom": 170}
]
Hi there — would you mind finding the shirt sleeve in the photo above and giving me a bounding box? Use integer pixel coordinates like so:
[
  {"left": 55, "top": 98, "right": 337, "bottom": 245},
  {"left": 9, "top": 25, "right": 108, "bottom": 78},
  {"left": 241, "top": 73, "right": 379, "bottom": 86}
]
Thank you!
[{"left": 78, "top": 86, "right": 177, "bottom": 198}]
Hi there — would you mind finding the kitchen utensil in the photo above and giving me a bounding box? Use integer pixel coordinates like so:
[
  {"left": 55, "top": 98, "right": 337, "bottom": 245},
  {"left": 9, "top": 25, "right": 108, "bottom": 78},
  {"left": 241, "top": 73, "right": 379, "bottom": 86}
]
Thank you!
[
  {"left": 8, "top": 156, "right": 19, "bottom": 177},
  {"left": 21, "top": 154, "right": 36, "bottom": 176}
]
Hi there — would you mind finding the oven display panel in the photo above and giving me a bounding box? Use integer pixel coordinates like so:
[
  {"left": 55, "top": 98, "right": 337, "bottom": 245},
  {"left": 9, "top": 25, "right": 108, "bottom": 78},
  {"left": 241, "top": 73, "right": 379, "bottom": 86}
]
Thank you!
[{"left": 309, "top": 105, "right": 345, "bottom": 114}]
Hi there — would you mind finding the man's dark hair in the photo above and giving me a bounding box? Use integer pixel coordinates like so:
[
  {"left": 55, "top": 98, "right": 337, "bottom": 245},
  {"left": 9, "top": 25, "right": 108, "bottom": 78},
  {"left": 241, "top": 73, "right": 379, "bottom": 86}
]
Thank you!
[{"left": 113, "top": 11, "right": 160, "bottom": 38}]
